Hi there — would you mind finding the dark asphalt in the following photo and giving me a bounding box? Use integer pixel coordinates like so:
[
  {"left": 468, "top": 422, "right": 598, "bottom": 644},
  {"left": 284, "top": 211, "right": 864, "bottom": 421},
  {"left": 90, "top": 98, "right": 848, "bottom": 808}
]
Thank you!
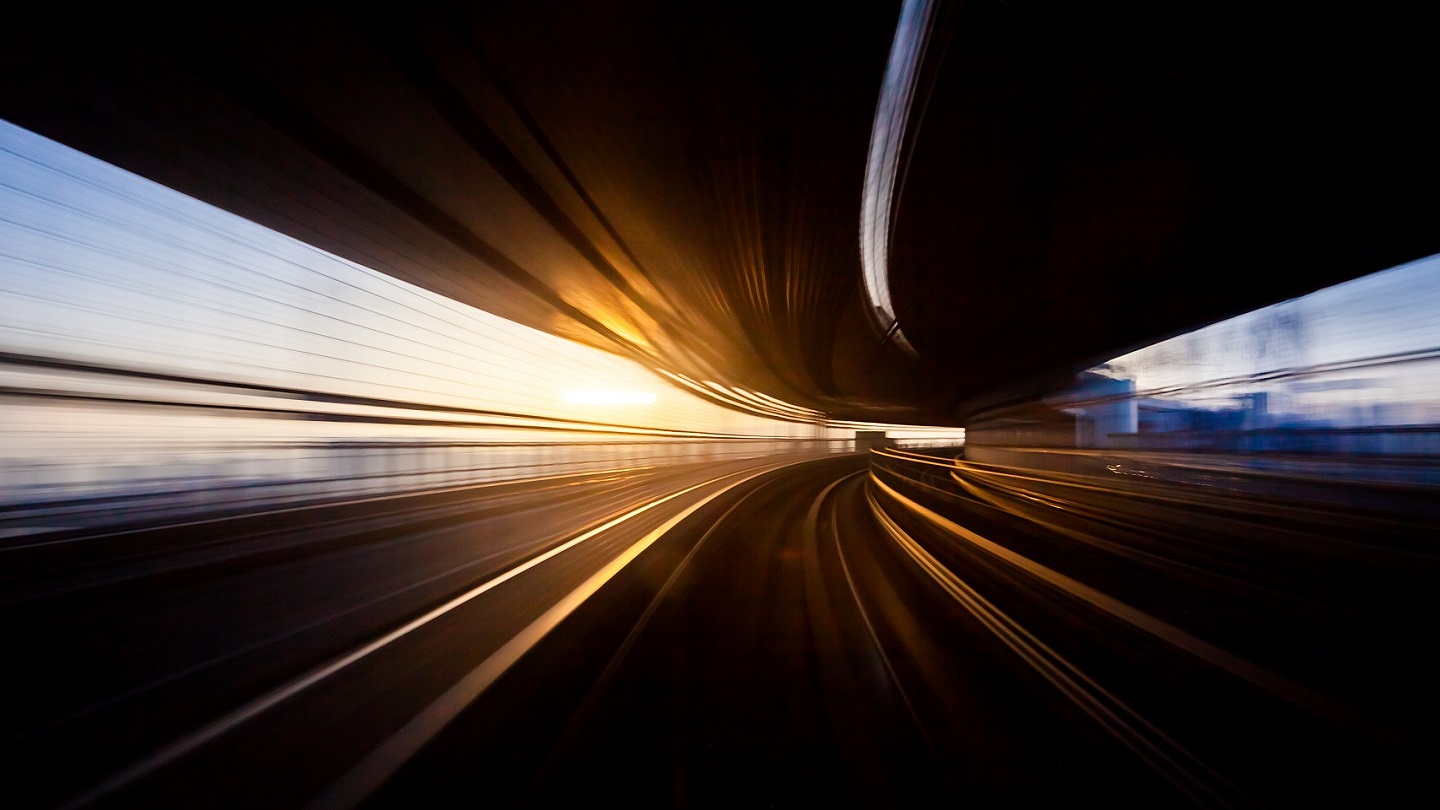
[{"left": 5, "top": 451, "right": 1436, "bottom": 808}]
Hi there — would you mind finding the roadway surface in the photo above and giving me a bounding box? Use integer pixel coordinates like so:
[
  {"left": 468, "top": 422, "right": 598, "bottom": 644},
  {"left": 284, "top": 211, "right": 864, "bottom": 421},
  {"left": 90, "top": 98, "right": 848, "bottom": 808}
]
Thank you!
[{"left": 3, "top": 450, "right": 1435, "bottom": 808}]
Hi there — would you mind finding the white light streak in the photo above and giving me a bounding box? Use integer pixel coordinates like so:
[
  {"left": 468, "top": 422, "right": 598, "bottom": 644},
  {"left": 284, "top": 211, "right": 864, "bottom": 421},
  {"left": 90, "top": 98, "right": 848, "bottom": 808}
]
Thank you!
[{"left": 859, "top": 0, "right": 935, "bottom": 356}]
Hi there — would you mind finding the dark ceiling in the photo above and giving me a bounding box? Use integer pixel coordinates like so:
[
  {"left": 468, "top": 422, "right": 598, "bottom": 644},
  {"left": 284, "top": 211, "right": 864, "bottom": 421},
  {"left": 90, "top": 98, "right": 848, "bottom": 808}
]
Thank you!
[{"left": 4, "top": 1, "right": 1437, "bottom": 425}]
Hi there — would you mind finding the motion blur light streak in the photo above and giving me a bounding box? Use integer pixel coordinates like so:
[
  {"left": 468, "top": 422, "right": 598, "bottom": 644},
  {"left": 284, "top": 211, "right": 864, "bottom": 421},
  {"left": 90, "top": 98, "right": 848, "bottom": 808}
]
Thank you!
[
  {"left": 561, "top": 390, "right": 657, "bottom": 406},
  {"left": 0, "top": 118, "right": 824, "bottom": 434},
  {"left": 864, "top": 477, "right": 1246, "bottom": 809},
  {"left": 0, "top": 118, "right": 889, "bottom": 539},
  {"left": 306, "top": 462, "right": 781, "bottom": 810},
  {"left": 858, "top": 0, "right": 935, "bottom": 355},
  {"left": 2, "top": 3, "right": 1438, "bottom": 808}
]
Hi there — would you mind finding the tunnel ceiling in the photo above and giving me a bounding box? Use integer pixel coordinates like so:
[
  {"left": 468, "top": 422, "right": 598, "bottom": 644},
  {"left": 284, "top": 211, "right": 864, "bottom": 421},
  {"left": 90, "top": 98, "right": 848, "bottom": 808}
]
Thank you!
[{"left": 4, "top": 1, "right": 1437, "bottom": 425}]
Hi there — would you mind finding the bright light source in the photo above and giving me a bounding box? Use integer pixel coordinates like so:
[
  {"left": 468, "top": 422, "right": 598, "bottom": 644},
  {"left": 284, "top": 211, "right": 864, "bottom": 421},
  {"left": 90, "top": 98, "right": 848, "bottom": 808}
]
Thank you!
[{"left": 563, "top": 390, "right": 657, "bottom": 405}]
